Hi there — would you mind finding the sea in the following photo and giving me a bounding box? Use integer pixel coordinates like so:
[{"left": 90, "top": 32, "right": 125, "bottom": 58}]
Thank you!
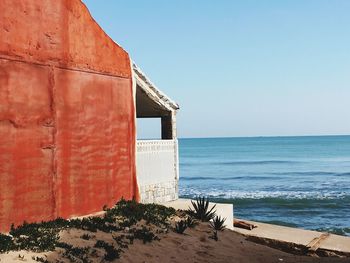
[{"left": 178, "top": 135, "right": 350, "bottom": 236}]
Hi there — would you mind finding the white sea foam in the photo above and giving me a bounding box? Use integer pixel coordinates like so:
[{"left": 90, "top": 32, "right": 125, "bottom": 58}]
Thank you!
[{"left": 179, "top": 188, "right": 349, "bottom": 200}]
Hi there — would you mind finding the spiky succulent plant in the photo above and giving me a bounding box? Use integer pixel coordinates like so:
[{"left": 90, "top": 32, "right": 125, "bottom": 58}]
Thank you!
[
  {"left": 210, "top": 215, "right": 226, "bottom": 231},
  {"left": 188, "top": 197, "right": 216, "bottom": 222}
]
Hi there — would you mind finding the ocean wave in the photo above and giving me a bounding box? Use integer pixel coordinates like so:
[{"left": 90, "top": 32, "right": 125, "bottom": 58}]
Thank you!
[
  {"left": 179, "top": 189, "right": 350, "bottom": 200},
  {"left": 336, "top": 172, "right": 350, "bottom": 176},
  {"left": 180, "top": 171, "right": 350, "bottom": 181},
  {"left": 181, "top": 160, "right": 300, "bottom": 166},
  {"left": 220, "top": 160, "right": 299, "bottom": 165},
  {"left": 271, "top": 171, "right": 350, "bottom": 177},
  {"left": 315, "top": 227, "right": 350, "bottom": 236},
  {"left": 181, "top": 176, "right": 222, "bottom": 181},
  {"left": 180, "top": 175, "right": 280, "bottom": 181}
]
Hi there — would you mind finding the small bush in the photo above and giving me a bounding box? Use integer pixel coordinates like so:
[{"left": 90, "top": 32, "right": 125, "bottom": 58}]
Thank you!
[
  {"left": 174, "top": 220, "right": 187, "bottom": 234},
  {"left": 10, "top": 221, "right": 61, "bottom": 252},
  {"left": 188, "top": 197, "right": 216, "bottom": 222},
  {"left": 105, "top": 198, "right": 176, "bottom": 227},
  {"left": 0, "top": 233, "right": 15, "bottom": 253},
  {"left": 32, "top": 256, "right": 48, "bottom": 262},
  {"left": 113, "top": 235, "right": 129, "bottom": 249},
  {"left": 125, "top": 234, "right": 134, "bottom": 244},
  {"left": 185, "top": 216, "right": 198, "bottom": 228},
  {"left": 210, "top": 216, "right": 226, "bottom": 231},
  {"left": 131, "top": 227, "right": 159, "bottom": 244},
  {"left": 81, "top": 233, "right": 94, "bottom": 240},
  {"left": 69, "top": 217, "right": 121, "bottom": 233},
  {"left": 57, "top": 242, "right": 91, "bottom": 263},
  {"left": 94, "top": 240, "right": 121, "bottom": 261}
]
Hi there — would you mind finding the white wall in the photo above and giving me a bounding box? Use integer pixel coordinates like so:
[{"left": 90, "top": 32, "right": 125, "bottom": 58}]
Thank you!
[{"left": 136, "top": 139, "right": 179, "bottom": 203}]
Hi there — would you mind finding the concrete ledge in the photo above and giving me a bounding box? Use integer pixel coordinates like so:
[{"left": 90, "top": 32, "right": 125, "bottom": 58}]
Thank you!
[
  {"left": 234, "top": 219, "right": 350, "bottom": 257},
  {"left": 162, "top": 198, "right": 234, "bottom": 230}
]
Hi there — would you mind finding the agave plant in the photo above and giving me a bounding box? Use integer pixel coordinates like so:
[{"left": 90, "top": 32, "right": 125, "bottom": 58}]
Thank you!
[
  {"left": 210, "top": 216, "right": 226, "bottom": 231},
  {"left": 188, "top": 197, "right": 216, "bottom": 222},
  {"left": 210, "top": 230, "right": 219, "bottom": 241},
  {"left": 185, "top": 216, "right": 198, "bottom": 228},
  {"left": 174, "top": 220, "right": 187, "bottom": 234}
]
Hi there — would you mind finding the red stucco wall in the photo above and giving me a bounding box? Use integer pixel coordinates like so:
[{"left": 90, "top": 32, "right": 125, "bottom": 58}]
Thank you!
[{"left": 0, "top": 0, "right": 138, "bottom": 232}]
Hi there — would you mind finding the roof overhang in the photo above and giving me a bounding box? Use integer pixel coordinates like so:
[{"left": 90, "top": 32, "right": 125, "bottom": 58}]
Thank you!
[{"left": 133, "top": 63, "right": 179, "bottom": 118}]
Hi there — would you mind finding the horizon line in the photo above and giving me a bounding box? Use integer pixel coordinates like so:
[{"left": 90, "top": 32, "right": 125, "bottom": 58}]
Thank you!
[{"left": 178, "top": 134, "right": 350, "bottom": 140}]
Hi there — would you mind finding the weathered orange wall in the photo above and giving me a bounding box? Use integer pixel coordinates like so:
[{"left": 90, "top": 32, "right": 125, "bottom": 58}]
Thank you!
[{"left": 0, "top": 0, "right": 138, "bottom": 232}]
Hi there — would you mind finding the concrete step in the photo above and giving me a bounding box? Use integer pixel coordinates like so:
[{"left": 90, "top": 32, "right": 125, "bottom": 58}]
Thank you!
[{"left": 234, "top": 219, "right": 350, "bottom": 257}]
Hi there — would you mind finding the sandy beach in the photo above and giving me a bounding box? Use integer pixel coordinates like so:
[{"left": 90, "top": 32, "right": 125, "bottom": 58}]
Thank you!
[
  {"left": 119, "top": 223, "right": 350, "bottom": 263},
  {"left": 1, "top": 223, "right": 349, "bottom": 263},
  {"left": 0, "top": 200, "right": 349, "bottom": 263}
]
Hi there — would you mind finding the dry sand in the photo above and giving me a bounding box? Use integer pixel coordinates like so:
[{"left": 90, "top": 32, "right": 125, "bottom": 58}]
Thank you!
[
  {"left": 119, "top": 223, "right": 349, "bottom": 263},
  {"left": 1, "top": 222, "right": 349, "bottom": 263}
]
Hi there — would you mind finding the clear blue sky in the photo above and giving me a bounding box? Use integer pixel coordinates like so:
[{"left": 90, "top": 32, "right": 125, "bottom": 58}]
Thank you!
[{"left": 83, "top": 0, "right": 350, "bottom": 138}]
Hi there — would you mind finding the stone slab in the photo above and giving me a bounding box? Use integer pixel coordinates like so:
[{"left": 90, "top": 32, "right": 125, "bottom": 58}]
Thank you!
[{"left": 234, "top": 219, "right": 350, "bottom": 255}]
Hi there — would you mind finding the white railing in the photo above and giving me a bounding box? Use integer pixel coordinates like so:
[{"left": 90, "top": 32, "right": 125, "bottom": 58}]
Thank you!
[{"left": 136, "top": 139, "right": 179, "bottom": 203}]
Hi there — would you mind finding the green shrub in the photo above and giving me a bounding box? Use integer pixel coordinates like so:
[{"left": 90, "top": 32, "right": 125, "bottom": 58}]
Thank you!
[
  {"left": 210, "top": 216, "right": 226, "bottom": 231},
  {"left": 188, "top": 197, "right": 216, "bottom": 222},
  {"left": 94, "top": 240, "right": 121, "bottom": 261},
  {"left": 105, "top": 198, "right": 175, "bottom": 227},
  {"left": 10, "top": 221, "right": 60, "bottom": 252},
  {"left": 69, "top": 216, "right": 121, "bottom": 233},
  {"left": 130, "top": 226, "right": 159, "bottom": 244},
  {"left": 174, "top": 220, "right": 187, "bottom": 234},
  {"left": 81, "top": 233, "right": 94, "bottom": 240},
  {"left": 32, "top": 256, "right": 48, "bottom": 262},
  {"left": 112, "top": 235, "right": 129, "bottom": 249},
  {"left": 57, "top": 242, "right": 91, "bottom": 263},
  {"left": 0, "top": 233, "right": 15, "bottom": 253},
  {"left": 185, "top": 216, "right": 198, "bottom": 228}
]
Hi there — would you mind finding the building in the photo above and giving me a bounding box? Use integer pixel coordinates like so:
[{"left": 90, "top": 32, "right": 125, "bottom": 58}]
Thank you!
[{"left": 0, "top": 0, "right": 179, "bottom": 232}]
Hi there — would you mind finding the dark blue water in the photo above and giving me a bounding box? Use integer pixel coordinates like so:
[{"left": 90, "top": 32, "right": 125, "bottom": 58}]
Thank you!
[{"left": 178, "top": 136, "right": 350, "bottom": 236}]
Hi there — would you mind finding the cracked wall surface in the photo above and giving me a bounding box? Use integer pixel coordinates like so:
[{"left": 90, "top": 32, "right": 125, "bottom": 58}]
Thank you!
[{"left": 0, "top": 0, "right": 138, "bottom": 232}]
